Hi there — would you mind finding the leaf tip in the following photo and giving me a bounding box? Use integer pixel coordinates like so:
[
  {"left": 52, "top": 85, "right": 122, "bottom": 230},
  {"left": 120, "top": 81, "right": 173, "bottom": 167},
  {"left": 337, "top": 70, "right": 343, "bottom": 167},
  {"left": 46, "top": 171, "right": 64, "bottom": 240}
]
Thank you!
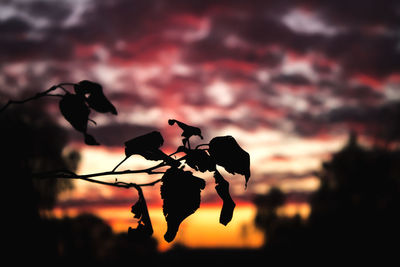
[{"left": 84, "top": 133, "right": 100, "bottom": 145}]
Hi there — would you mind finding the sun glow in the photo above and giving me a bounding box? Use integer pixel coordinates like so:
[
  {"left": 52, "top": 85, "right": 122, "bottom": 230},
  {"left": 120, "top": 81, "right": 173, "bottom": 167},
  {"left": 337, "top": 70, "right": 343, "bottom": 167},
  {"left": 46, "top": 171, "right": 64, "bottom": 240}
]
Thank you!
[{"left": 54, "top": 204, "right": 265, "bottom": 252}]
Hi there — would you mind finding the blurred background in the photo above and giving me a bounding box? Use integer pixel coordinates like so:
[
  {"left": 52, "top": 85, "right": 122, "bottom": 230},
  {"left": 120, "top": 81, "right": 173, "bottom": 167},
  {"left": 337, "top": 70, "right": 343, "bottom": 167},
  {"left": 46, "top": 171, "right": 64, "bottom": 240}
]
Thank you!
[{"left": 0, "top": 0, "right": 399, "bottom": 264}]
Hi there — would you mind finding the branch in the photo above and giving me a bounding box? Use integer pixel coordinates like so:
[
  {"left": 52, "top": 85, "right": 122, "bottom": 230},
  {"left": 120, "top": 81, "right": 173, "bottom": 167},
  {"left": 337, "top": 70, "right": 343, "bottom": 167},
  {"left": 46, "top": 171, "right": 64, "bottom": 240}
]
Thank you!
[
  {"left": 0, "top": 84, "right": 70, "bottom": 113},
  {"left": 78, "top": 177, "right": 162, "bottom": 189},
  {"left": 33, "top": 155, "right": 187, "bottom": 183},
  {"left": 33, "top": 161, "right": 167, "bottom": 180}
]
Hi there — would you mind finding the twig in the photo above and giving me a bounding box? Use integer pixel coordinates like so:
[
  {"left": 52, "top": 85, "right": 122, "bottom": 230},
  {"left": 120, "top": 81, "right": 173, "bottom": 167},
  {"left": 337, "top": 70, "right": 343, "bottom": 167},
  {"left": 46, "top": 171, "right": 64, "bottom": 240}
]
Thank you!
[
  {"left": 76, "top": 177, "right": 162, "bottom": 189},
  {"left": 0, "top": 84, "right": 70, "bottom": 113},
  {"left": 33, "top": 162, "right": 167, "bottom": 180},
  {"left": 33, "top": 155, "right": 187, "bottom": 181}
]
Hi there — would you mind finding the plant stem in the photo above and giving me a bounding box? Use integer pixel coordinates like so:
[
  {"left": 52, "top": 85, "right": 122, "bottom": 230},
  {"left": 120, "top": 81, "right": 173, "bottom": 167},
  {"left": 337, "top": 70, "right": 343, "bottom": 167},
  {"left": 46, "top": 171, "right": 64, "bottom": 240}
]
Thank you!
[
  {"left": 76, "top": 177, "right": 162, "bottom": 188},
  {"left": 34, "top": 161, "right": 167, "bottom": 180},
  {"left": 33, "top": 155, "right": 187, "bottom": 188},
  {"left": 0, "top": 84, "right": 70, "bottom": 113}
]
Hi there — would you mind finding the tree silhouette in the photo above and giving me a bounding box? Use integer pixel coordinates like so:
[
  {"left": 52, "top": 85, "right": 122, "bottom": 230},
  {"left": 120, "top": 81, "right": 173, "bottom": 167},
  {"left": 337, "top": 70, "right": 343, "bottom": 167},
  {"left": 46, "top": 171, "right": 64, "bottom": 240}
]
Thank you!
[
  {"left": 0, "top": 102, "right": 81, "bottom": 264},
  {"left": 0, "top": 80, "right": 251, "bottom": 243},
  {"left": 254, "top": 133, "right": 400, "bottom": 261}
]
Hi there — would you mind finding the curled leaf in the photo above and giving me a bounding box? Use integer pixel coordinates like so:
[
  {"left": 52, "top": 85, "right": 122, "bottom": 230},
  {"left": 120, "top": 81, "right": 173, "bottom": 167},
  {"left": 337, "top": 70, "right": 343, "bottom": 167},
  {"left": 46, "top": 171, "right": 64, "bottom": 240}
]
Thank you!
[
  {"left": 84, "top": 133, "right": 100, "bottom": 146},
  {"left": 74, "top": 80, "right": 117, "bottom": 115},
  {"left": 214, "top": 170, "right": 236, "bottom": 226},
  {"left": 128, "top": 186, "right": 153, "bottom": 238},
  {"left": 161, "top": 167, "right": 206, "bottom": 242},
  {"left": 209, "top": 136, "right": 251, "bottom": 188}
]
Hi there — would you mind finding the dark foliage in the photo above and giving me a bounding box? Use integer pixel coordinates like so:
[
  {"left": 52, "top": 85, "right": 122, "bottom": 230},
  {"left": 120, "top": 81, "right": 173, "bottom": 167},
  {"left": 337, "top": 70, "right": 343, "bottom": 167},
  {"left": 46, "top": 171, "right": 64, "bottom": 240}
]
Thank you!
[
  {"left": 214, "top": 170, "right": 236, "bottom": 226},
  {"left": 254, "top": 134, "right": 400, "bottom": 261},
  {"left": 161, "top": 167, "right": 206, "bottom": 242},
  {"left": 168, "top": 119, "right": 203, "bottom": 148},
  {"left": 0, "top": 103, "right": 78, "bottom": 263},
  {"left": 59, "top": 93, "right": 99, "bottom": 145},
  {"left": 209, "top": 136, "right": 251, "bottom": 187},
  {"left": 184, "top": 147, "right": 216, "bottom": 172},
  {"left": 129, "top": 185, "right": 154, "bottom": 239},
  {"left": 0, "top": 81, "right": 252, "bottom": 251},
  {"left": 124, "top": 131, "right": 165, "bottom": 161},
  {"left": 74, "top": 80, "right": 117, "bottom": 115}
]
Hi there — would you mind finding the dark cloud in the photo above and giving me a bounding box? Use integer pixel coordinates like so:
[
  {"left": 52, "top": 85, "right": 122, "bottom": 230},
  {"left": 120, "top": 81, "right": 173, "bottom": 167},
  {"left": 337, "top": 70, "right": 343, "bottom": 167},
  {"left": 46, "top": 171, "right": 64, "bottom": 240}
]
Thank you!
[
  {"left": 304, "top": 0, "right": 400, "bottom": 29},
  {"left": 0, "top": 37, "right": 74, "bottom": 62},
  {"left": 287, "top": 101, "right": 400, "bottom": 142},
  {"left": 1, "top": 0, "right": 398, "bottom": 78},
  {"left": 319, "top": 31, "right": 400, "bottom": 78},
  {"left": 2, "top": 0, "right": 399, "bottom": 143},
  {"left": 0, "top": 18, "right": 31, "bottom": 36},
  {"left": 317, "top": 80, "right": 384, "bottom": 105},
  {"left": 17, "top": 0, "right": 73, "bottom": 23},
  {"left": 272, "top": 73, "right": 312, "bottom": 86}
]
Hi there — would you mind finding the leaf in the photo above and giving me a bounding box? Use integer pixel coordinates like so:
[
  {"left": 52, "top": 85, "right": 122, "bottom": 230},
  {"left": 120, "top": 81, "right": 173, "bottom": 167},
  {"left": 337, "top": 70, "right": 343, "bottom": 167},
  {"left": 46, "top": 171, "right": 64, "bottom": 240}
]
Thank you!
[
  {"left": 128, "top": 186, "right": 153, "bottom": 238},
  {"left": 124, "top": 131, "right": 165, "bottom": 161},
  {"left": 84, "top": 133, "right": 100, "bottom": 146},
  {"left": 186, "top": 149, "right": 216, "bottom": 172},
  {"left": 208, "top": 136, "right": 251, "bottom": 188},
  {"left": 59, "top": 93, "right": 89, "bottom": 132},
  {"left": 59, "top": 93, "right": 99, "bottom": 145},
  {"left": 168, "top": 119, "right": 203, "bottom": 147},
  {"left": 160, "top": 167, "right": 206, "bottom": 242},
  {"left": 74, "top": 80, "right": 117, "bottom": 115},
  {"left": 214, "top": 170, "right": 236, "bottom": 226}
]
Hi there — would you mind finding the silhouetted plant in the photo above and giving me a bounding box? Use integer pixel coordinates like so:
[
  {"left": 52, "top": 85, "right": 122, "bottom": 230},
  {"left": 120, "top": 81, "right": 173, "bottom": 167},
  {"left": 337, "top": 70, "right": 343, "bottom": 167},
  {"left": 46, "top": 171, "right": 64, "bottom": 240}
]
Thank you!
[{"left": 0, "top": 81, "right": 251, "bottom": 242}]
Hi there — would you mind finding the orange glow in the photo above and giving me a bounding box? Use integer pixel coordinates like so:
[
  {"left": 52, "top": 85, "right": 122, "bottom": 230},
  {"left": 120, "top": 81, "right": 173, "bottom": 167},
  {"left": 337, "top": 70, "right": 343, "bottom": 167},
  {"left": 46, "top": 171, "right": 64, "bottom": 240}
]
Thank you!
[
  {"left": 277, "top": 203, "right": 311, "bottom": 219},
  {"left": 54, "top": 203, "right": 264, "bottom": 252}
]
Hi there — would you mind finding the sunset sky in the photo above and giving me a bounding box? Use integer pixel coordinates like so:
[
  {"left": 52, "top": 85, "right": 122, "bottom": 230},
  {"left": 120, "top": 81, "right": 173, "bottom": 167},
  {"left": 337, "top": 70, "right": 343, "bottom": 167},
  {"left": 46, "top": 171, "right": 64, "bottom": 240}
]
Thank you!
[{"left": 1, "top": 0, "right": 399, "bottom": 251}]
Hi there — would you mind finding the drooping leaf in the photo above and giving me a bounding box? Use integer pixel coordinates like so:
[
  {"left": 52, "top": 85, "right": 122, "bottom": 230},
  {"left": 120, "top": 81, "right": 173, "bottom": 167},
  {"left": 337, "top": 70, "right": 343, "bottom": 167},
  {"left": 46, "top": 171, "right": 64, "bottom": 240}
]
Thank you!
[
  {"left": 124, "top": 131, "right": 165, "bottom": 161},
  {"left": 160, "top": 167, "right": 206, "bottom": 242},
  {"left": 74, "top": 80, "right": 117, "bottom": 115},
  {"left": 59, "top": 93, "right": 89, "bottom": 132},
  {"left": 59, "top": 93, "right": 99, "bottom": 145},
  {"left": 168, "top": 119, "right": 203, "bottom": 147},
  {"left": 208, "top": 136, "right": 251, "bottom": 188},
  {"left": 128, "top": 186, "right": 153, "bottom": 239},
  {"left": 186, "top": 149, "right": 216, "bottom": 172},
  {"left": 84, "top": 133, "right": 100, "bottom": 146},
  {"left": 214, "top": 170, "right": 236, "bottom": 226}
]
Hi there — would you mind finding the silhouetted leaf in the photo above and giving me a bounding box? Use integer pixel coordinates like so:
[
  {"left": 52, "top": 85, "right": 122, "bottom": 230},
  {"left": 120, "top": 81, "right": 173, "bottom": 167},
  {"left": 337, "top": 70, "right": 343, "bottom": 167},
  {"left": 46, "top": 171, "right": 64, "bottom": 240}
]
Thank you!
[
  {"left": 128, "top": 186, "right": 153, "bottom": 238},
  {"left": 84, "top": 133, "right": 100, "bottom": 146},
  {"left": 74, "top": 80, "right": 117, "bottom": 115},
  {"left": 59, "top": 93, "right": 89, "bottom": 132},
  {"left": 125, "top": 131, "right": 165, "bottom": 161},
  {"left": 161, "top": 167, "right": 206, "bottom": 242},
  {"left": 186, "top": 149, "right": 216, "bottom": 172},
  {"left": 59, "top": 93, "right": 99, "bottom": 145},
  {"left": 209, "top": 136, "right": 251, "bottom": 188},
  {"left": 168, "top": 119, "right": 203, "bottom": 147},
  {"left": 214, "top": 170, "right": 236, "bottom": 226}
]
